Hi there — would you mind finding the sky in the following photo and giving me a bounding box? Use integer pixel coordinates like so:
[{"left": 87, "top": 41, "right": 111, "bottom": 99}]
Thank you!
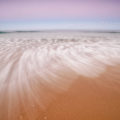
[{"left": 0, "top": 0, "right": 120, "bottom": 31}]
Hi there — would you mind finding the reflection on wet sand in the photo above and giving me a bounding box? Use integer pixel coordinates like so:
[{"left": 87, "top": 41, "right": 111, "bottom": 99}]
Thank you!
[{"left": 0, "top": 32, "right": 120, "bottom": 120}]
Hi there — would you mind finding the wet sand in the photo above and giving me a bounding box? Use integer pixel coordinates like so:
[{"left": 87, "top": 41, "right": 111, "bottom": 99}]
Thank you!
[
  {"left": 45, "top": 65, "right": 120, "bottom": 120},
  {"left": 0, "top": 65, "right": 120, "bottom": 120}
]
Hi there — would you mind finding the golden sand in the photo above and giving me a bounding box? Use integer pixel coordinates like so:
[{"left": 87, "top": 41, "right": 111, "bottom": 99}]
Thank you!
[
  {"left": 0, "top": 65, "right": 120, "bottom": 120},
  {"left": 45, "top": 65, "right": 120, "bottom": 120}
]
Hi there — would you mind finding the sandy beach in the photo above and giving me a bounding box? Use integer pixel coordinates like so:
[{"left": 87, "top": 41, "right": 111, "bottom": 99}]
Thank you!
[
  {"left": 1, "top": 65, "right": 120, "bottom": 120},
  {"left": 0, "top": 32, "right": 120, "bottom": 120},
  {"left": 45, "top": 65, "right": 120, "bottom": 120}
]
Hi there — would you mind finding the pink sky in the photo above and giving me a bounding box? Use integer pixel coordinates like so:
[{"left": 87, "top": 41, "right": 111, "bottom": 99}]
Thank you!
[{"left": 0, "top": 1, "right": 120, "bottom": 21}]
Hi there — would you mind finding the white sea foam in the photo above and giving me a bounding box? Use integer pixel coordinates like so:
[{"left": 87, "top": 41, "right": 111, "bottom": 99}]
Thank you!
[{"left": 0, "top": 32, "right": 120, "bottom": 119}]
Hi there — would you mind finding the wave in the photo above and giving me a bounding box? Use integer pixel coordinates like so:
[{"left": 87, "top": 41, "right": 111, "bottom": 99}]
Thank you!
[{"left": 0, "top": 32, "right": 120, "bottom": 119}]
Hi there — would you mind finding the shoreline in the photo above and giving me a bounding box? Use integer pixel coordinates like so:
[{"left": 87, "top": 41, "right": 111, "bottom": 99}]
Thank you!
[{"left": 0, "top": 32, "right": 120, "bottom": 119}]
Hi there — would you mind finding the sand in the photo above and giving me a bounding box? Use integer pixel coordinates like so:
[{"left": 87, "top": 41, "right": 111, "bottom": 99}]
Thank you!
[
  {"left": 45, "top": 65, "right": 120, "bottom": 120},
  {"left": 1, "top": 65, "right": 120, "bottom": 120},
  {"left": 0, "top": 32, "right": 120, "bottom": 120}
]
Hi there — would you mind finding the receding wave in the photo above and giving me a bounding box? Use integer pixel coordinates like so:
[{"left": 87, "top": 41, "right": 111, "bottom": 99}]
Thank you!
[{"left": 0, "top": 32, "right": 120, "bottom": 120}]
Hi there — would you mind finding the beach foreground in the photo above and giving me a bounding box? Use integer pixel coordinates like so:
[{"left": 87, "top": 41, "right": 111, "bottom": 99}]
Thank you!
[
  {"left": 0, "top": 32, "right": 120, "bottom": 120},
  {"left": 45, "top": 65, "right": 120, "bottom": 120}
]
